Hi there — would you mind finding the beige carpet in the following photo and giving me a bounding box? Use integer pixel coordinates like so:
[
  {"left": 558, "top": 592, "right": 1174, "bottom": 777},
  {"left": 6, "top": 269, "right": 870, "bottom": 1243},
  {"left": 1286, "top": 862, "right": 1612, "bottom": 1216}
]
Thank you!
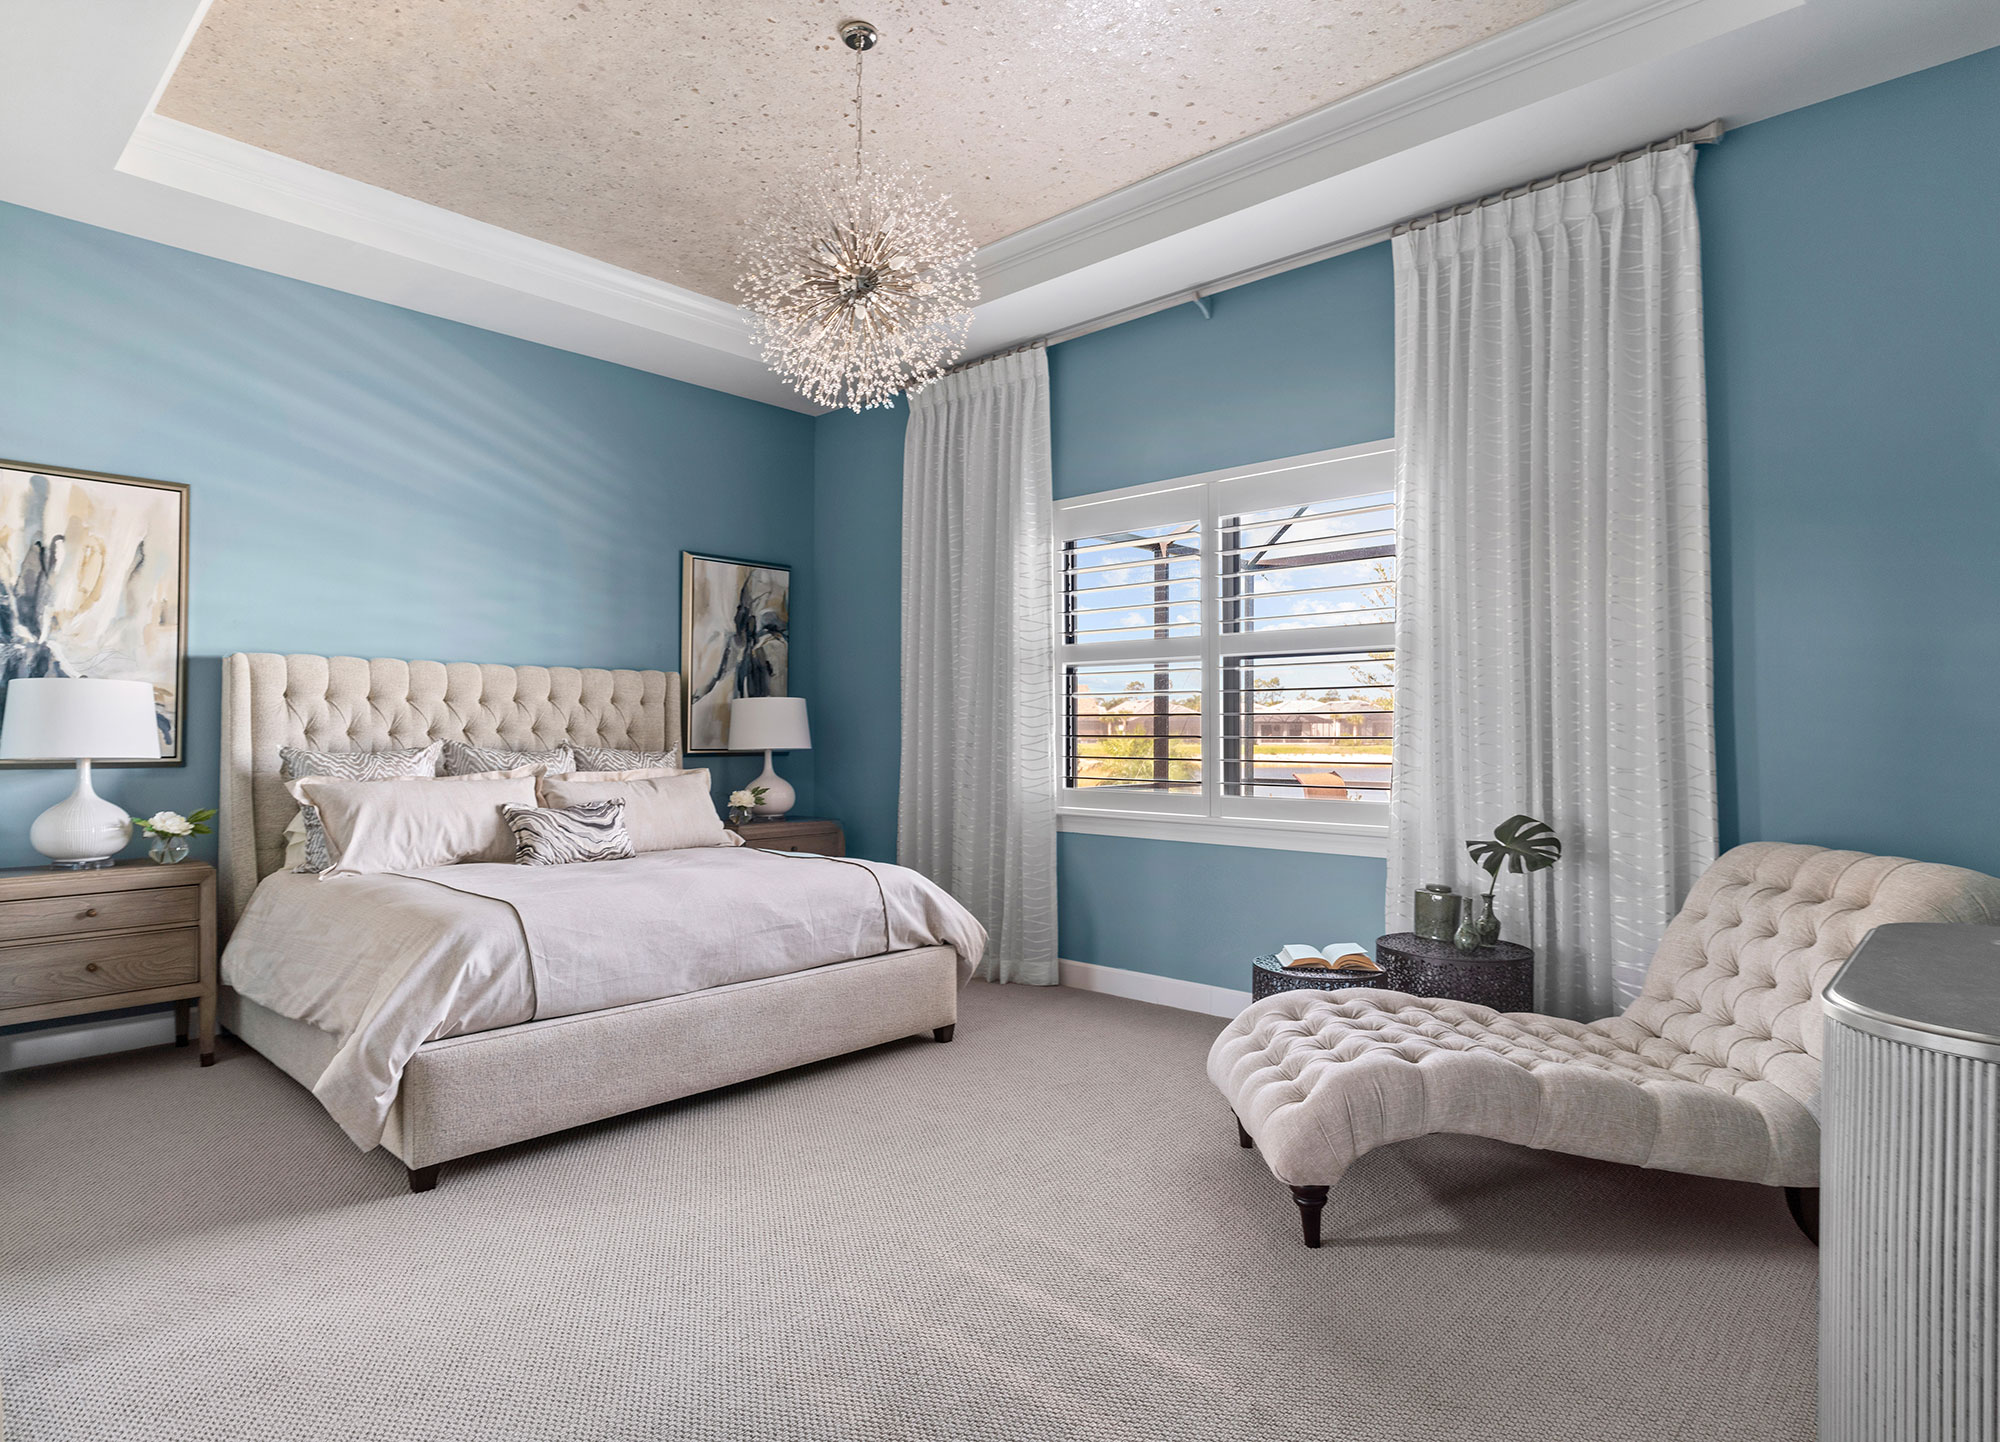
[{"left": 0, "top": 982, "right": 1816, "bottom": 1442}]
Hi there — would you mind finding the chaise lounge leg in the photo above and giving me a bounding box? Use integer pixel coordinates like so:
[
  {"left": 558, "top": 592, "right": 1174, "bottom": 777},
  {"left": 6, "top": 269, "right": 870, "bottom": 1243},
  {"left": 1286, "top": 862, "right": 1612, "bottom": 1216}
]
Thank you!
[
  {"left": 933, "top": 1024, "right": 955, "bottom": 1043},
  {"left": 407, "top": 1165, "right": 441, "bottom": 1194},
  {"left": 1784, "top": 1186, "right": 1819, "bottom": 1245},
  {"left": 1236, "top": 1116, "right": 1254, "bottom": 1149},
  {"left": 1290, "top": 1185, "right": 1329, "bottom": 1248}
]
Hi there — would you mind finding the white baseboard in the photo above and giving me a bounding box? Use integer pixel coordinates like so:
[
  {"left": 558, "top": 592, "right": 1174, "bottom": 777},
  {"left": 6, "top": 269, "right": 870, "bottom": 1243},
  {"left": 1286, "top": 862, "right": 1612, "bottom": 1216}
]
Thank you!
[
  {"left": 1059, "top": 958, "right": 1250, "bottom": 1019},
  {"left": 0, "top": 1012, "right": 180, "bottom": 1073}
]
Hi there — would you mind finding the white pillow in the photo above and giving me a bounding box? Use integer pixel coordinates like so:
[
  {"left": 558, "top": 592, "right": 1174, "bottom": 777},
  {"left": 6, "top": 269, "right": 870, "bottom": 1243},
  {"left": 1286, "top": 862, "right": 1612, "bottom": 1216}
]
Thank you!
[
  {"left": 534, "top": 769, "right": 739, "bottom": 853},
  {"left": 287, "top": 770, "right": 538, "bottom": 877},
  {"left": 281, "top": 764, "right": 544, "bottom": 873}
]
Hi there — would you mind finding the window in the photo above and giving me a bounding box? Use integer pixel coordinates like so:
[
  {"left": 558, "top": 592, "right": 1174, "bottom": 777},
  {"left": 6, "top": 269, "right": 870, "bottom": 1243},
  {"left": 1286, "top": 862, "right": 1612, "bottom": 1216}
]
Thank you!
[{"left": 1056, "top": 441, "right": 1395, "bottom": 853}]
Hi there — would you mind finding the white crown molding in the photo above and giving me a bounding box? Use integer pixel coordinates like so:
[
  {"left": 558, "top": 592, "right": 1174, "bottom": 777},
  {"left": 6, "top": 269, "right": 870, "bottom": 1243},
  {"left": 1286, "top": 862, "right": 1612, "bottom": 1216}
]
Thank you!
[
  {"left": 973, "top": 0, "right": 1802, "bottom": 302},
  {"left": 118, "top": 116, "right": 756, "bottom": 359},
  {"left": 963, "top": 0, "right": 2000, "bottom": 356},
  {"left": 3, "top": 0, "right": 1997, "bottom": 406}
]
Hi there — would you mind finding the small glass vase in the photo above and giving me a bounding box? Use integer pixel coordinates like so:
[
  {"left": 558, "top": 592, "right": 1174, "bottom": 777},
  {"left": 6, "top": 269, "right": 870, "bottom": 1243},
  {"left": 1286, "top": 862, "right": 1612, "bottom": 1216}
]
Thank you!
[
  {"left": 147, "top": 834, "right": 191, "bottom": 865},
  {"left": 727, "top": 805, "right": 754, "bottom": 826},
  {"left": 1454, "top": 894, "right": 1499, "bottom": 951}
]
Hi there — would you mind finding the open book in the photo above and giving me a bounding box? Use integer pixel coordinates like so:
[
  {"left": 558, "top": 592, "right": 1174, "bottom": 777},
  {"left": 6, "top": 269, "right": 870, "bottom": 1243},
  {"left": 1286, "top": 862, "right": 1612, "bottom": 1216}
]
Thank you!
[{"left": 1275, "top": 941, "right": 1382, "bottom": 973}]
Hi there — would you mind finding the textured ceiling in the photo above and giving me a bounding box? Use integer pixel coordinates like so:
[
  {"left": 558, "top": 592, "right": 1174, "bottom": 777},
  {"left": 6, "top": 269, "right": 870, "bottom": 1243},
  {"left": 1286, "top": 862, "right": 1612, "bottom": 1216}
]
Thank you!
[{"left": 158, "top": 0, "right": 1554, "bottom": 302}]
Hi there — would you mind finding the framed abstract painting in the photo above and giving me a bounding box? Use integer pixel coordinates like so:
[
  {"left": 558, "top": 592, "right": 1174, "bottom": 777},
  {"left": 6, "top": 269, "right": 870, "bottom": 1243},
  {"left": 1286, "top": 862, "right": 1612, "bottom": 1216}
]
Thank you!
[
  {"left": 681, "top": 551, "right": 789, "bottom": 755},
  {"left": 0, "top": 459, "right": 189, "bottom": 767}
]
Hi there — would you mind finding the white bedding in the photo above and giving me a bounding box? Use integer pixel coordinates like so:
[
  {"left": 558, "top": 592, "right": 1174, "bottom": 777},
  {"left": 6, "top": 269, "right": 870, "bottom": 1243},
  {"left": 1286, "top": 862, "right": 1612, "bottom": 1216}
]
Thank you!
[{"left": 222, "top": 848, "right": 986, "bottom": 1149}]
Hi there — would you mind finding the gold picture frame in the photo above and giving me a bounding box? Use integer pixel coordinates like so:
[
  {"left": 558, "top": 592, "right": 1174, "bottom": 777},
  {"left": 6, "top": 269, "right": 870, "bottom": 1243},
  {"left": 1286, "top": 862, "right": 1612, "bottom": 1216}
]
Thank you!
[{"left": 0, "top": 458, "right": 191, "bottom": 767}]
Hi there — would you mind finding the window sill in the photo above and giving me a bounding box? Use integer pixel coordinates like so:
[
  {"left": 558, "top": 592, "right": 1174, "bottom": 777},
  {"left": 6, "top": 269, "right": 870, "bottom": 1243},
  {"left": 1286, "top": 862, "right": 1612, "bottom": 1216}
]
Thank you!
[{"left": 1056, "top": 808, "right": 1388, "bottom": 858}]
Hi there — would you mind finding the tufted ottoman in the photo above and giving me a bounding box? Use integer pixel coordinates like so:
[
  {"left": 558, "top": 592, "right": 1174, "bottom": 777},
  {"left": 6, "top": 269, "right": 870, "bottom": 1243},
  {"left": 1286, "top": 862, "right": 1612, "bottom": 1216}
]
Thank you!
[{"left": 1209, "top": 842, "right": 2000, "bottom": 1245}]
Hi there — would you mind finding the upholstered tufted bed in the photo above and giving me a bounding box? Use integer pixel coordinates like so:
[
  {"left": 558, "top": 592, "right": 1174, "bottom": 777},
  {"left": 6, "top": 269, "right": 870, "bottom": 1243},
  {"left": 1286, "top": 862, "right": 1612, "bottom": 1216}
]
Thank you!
[{"left": 216, "top": 652, "right": 972, "bottom": 1191}]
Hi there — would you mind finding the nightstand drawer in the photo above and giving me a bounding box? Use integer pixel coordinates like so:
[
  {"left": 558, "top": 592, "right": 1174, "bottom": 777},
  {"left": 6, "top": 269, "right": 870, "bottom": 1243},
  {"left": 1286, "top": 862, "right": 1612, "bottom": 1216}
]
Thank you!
[
  {"left": 728, "top": 819, "right": 845, "bottom": 857},
  {"left": 0, "top": 886, "right": 200, "bottom": 943},
  {"left": 0, "top": 928, "right": 201, "bottom": 1008}
]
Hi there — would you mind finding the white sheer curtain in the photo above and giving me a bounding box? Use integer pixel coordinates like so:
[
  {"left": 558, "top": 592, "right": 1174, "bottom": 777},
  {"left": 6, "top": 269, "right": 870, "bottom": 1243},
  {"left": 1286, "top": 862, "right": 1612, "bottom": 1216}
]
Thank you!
[
  {"left": 899, "top": 347, "right": 1059, "bottom": 984},
  {"left": 1387, "top": 145, "right": 1717, "bottom": 1019}
]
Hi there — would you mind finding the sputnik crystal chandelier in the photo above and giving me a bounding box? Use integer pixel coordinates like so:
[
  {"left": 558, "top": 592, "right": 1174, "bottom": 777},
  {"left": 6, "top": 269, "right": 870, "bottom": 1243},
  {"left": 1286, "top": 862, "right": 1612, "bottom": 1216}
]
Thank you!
[{"left": 735, "top": 19, "right": 978, "bottom": 412}]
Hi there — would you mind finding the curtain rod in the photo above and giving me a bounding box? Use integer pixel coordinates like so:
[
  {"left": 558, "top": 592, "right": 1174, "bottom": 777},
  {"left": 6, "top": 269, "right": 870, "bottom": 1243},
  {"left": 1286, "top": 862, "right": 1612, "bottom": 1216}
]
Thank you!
[
  {"left": 936, "top": 119, "right": 1725, "bottom": 380},
  {"left": 938, "top": 338, "right": 1045, "bottom": 379},
  {"left": 1391, "top": 119, "right": 1724, "bottom": 235}
]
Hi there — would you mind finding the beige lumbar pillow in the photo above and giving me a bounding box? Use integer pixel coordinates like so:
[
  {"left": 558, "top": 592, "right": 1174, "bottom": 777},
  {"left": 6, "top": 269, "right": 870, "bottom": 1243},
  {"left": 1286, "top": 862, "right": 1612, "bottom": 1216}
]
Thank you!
[
  {"left": 534, "top": 769, "right": 739, "bottom": 853},
  {"left": 287, "top": 771, "right": 538, "bottom": 876}
]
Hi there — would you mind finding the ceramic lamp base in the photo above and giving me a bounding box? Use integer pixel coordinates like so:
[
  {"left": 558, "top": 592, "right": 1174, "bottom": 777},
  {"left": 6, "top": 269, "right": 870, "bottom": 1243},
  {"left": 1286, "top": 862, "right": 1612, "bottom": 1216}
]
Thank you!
[
  {"left": 28, "top": 759, "right": 133, "bottom": 868},
  {"left": 749, "top": 751, "right": 794, "bottom": 819}
]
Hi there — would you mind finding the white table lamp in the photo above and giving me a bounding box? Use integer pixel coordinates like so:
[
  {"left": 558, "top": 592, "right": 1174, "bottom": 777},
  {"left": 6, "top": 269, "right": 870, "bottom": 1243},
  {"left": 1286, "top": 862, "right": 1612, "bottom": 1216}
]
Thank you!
[
  {"left": 0, "top": 677, "right": 161, "bottom": 868},
  {"left": 729, "top": 696, "right": 810, "bottom": 819}
]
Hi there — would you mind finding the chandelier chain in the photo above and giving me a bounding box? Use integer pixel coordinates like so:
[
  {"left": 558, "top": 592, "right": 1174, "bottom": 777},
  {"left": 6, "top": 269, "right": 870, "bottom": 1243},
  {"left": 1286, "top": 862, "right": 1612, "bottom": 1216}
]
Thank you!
[{"left": 854, "top": 46, "right": 864, "bottom": 176}]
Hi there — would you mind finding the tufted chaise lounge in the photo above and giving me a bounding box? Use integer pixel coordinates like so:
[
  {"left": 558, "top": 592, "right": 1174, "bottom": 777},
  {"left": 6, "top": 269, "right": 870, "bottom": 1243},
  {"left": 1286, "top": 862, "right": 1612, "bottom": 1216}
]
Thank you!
[{"left": 1209, "top": 842, "right": 2000, "bottom": 1245}]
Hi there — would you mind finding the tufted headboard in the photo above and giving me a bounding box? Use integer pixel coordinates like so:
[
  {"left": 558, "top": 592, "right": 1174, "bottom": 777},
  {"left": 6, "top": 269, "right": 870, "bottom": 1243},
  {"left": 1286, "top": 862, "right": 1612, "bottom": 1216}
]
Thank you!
[{"left": 219, "top": 653, "right": 679, "bottom": 929}]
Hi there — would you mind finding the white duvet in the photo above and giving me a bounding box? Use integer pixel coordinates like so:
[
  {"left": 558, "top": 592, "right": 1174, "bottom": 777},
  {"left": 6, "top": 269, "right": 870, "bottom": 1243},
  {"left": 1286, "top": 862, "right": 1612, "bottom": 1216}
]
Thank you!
[{"left": 222, "top": 848, "right": 986, "bottom": 1148}]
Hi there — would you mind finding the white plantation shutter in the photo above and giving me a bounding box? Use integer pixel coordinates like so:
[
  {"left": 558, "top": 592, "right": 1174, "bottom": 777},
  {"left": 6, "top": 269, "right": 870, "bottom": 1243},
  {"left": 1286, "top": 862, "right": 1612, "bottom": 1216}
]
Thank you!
[{"left": 1057, "top": 442, "right": 1397, "bottom": 830}]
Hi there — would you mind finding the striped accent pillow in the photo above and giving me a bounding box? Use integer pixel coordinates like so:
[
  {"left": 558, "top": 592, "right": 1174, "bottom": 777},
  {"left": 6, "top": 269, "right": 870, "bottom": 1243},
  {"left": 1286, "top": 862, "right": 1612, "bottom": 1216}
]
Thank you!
[
  {"left": 280, "top": 742, "right": 443, "bottom": 873},
  {"left": 503, "top": 800, "right": 634, "bottom": 867},
  {"left": 441, "top": 741, "right": 576, "bottom": 777},
  {"left": 572, "top": 745, "right": 678, "bottom": 773}
]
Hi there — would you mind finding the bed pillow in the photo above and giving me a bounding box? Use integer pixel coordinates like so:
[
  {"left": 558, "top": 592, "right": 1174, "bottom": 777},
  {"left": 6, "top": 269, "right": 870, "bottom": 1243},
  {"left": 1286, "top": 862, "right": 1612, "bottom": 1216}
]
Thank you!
[
  {"left": 440, "top": 741, "right": 575, "bottom": 777},
  {"left": 571, "top": 745, "right": 679, "bottom": 774},
  {"left": 534, "top": 769, "right": 737, "bottom": 853},
  {"left": 287, "top": 772, "right": 537, "bottom": 877},
  {"left": 503, "top": 800, "right": 635, "bottom": 866},
  {"left": 279, "top": 742, "right": 444, "bottom": 873}
]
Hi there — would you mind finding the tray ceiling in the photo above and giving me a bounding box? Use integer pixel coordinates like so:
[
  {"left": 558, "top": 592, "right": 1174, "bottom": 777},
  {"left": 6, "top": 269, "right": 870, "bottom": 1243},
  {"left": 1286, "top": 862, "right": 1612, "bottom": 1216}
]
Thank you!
[{"left": 156, "top": 0, "right": 1555, "bottom": 302}]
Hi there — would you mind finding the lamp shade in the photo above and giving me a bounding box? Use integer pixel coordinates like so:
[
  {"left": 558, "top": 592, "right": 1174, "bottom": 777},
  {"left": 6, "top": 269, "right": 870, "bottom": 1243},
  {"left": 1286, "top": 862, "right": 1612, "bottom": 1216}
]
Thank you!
[
  {"left": 0, "top": 677, "right": 161, "bottom": 760},
  {"left": 729, "top": 696, "right": 810, "bottom": 752}
]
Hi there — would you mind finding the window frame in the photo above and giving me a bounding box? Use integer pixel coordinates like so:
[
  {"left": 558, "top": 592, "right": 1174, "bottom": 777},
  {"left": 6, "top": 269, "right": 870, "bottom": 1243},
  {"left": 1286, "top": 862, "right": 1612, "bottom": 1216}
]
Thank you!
[{"left": 1053, "top": 440, "right": 1397, "bottom": 858}]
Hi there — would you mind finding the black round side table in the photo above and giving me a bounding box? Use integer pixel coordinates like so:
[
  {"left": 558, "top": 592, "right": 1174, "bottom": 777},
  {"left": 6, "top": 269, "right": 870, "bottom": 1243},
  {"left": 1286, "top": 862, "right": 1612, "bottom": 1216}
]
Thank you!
[
  {"left": 1250, "top": 954, "right": 1394, "bottom": 1002},
  {"left": 1374, "top": 932, "right": 1534, "bottom": 1011}
]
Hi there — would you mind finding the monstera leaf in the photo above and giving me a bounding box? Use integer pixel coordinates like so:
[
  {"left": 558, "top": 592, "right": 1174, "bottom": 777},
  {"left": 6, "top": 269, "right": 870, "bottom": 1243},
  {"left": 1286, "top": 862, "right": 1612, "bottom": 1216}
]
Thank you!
[{"left": 1466, "top": 814, "right": 1562, "bottom": 878}]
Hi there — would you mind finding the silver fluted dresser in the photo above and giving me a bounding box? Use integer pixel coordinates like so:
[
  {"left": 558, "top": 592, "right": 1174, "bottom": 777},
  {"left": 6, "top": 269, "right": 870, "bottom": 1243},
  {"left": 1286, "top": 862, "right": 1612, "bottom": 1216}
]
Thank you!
[{"left": 1821, "top": 922, "right": 2000, "bottom": 1442}]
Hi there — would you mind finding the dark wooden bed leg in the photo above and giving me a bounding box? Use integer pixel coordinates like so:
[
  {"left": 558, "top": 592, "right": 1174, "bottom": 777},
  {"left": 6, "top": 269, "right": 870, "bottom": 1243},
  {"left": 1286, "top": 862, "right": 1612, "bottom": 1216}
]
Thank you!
[
  {"left": 933, "top": 1024, "right": 955, "bottom": 1043},
  {"left": 174, "top": 1000, "right": 191, "bottom": 1047},
  {"left": 1290, "top": 1185, "right": 1329, "bottom": 1248},
  {"left": 1236, "top": 1116, "right": 1254, "bottom": 1149},
  {"left": 1784, "top": 1186, "right": 1819, "bottom": 1245},
  {"left": 407, "top": 1165, "right": 441, "bottom": 1194}
]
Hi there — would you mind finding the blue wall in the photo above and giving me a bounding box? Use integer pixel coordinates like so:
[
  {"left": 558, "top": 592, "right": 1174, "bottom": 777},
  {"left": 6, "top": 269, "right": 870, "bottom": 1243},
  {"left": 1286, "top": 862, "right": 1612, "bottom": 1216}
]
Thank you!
[
  {"left": 0, "top": 200, "right": 817, "bottom": 871},
  {"left": 1047, "top": 247, "right": 1398, "bottom": 986},
  {"left": 810, "top": 42, "right": 2000, "bottom": 991},
  {"left": 1700, "top": 43, "right": 2000, "bottom": 875},
  {"left": 812, "top": 245, "right": 1398, "bottom": 990},
  {"left": 811, "top": 398, "right": 909, "bottom": 865},
  {"left": 8, "top": 37, "right": 1994, "bottom": 998}
]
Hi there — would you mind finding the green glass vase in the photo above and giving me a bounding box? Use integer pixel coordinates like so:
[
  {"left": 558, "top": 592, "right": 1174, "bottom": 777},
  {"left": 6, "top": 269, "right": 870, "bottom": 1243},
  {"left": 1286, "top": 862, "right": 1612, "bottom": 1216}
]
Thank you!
[{"left": 1454, "top": 894, "right": 1499, "bottom": 951}]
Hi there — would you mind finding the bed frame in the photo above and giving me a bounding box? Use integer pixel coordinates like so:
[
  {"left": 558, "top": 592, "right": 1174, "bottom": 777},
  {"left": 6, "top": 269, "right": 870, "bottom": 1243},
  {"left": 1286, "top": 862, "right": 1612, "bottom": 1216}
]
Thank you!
[{"left": 217, "top": 652, "right": 960, "bottom": 1191}]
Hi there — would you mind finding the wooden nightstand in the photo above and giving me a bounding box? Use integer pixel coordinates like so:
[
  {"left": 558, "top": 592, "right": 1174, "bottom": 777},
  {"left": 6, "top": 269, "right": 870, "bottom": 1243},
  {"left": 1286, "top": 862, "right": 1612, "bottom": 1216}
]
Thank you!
[
  {"left": 726, "top": 817, "right": 846, "bottom": 857},
  {"left": 0, "top": 861, "right": 218, "bottom": 1065}
]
